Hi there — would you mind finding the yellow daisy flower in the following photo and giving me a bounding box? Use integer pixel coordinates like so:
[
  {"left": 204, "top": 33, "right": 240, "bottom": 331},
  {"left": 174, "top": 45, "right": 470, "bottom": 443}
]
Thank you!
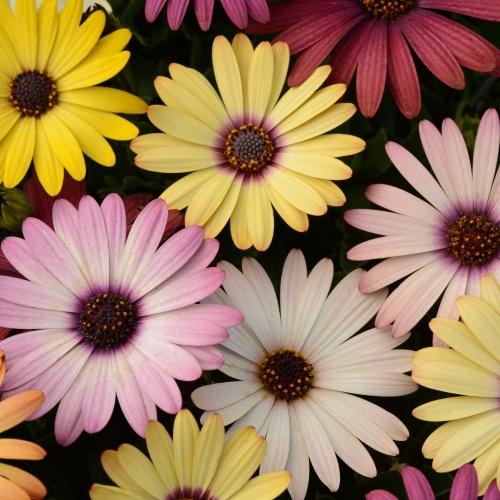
[
  {"left": 89, "top": 409, "right": 291, "bottom": 500},
  {"left": 0, "top": 0, "right": 147, "bottom": 195},
  {"left": 131, "top": 33, "right": 364, "bottom": 251},
  {"left": 0, "top": 349, "right": 46, "bottom": 500},
  {"left": 412, "top": 273, "right": 500, "bottom": 495}
]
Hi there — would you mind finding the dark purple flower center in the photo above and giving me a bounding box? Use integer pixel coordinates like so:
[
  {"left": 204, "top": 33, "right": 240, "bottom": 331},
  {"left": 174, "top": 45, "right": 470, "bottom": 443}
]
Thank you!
[
  {"left": 165, "top": 486, "right": 217, "bottom": 500},
  {"left": 224, "top": 124, "right": 274, "bottom": 175},
  {"left": 360, "top": 0, "right": 415, "bottom": 19},
  {"left": 260, "top": 348, "right": 314, "bottom": 401},
  {"left": 446, "top": 213, "right": 500, "bottom": 266},
  {"left": 9, "top": 69, "right": 58, "bottom": 117},
  {"left": 79, "top": 293, "right": 136, "bottom": 350}
]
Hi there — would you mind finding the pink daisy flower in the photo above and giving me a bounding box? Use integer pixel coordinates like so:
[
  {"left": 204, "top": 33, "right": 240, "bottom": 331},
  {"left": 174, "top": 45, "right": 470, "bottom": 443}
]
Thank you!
[
  {"left": 344, "top": 108, "right": 500, "bottom": 345},
  {"left": 366, "top": 464, "right": 500, "bottom": 500},
  {"left": 145, "top": 0, "right": 269, "bottom": 31},
  {"left": 246, "top": 0, "right": 500, "bottom": 118},
  {"left": 0, "top": 194, "right": 242, "bottom": 445}
]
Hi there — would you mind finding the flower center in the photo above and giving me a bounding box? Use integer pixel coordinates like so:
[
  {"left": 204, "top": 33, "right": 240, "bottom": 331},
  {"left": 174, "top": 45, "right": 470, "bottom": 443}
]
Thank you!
[
  {"left": 446, "top": 213, "right": 500, "bottom": 266},
  {"left": 166, "top": 487, "right": 217, "bottom": 500},
  {"left": 224, "top": 124, "right": 274, "bottom": 175},
  {"left": 360, "top": 0, "right": 415, "bottom": 19},
  {"left": 9, "top": 69, "right": 58, "bottom": 117},
  {"left": 260, "top": 348, "right": 314, "bottom": 401},
  {"left": 79, "top": 293, "right": 136, "bottom": 350}
]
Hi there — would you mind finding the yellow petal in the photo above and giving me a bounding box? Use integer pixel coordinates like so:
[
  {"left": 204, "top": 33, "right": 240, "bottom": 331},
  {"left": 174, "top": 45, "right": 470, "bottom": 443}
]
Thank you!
[
  {"left": 81, "top": 29, "right": 131, "bottom": 65},
  {"left": 421, "top": 417, "right": 472, "bottom": 458},
  {"left": 0, "top": 103, "right": 20, "bottom": 142},
  {"left": 0, "top": 390, "right": 44, "bottom": 432},
  {"left": 229, "top": 471, "right": 291, "bottom": 500},
  {"left": 33, "top": 117, "right": 64, "bottom": 196},
  {"left": 131, "top": 133, "right": 193, "bottom": 154},
  {"left": 274, "top": 152, "right": 352, "bottom": 180},
  {"left": 15, "top": 0, "right": 37, "bottom": 69},
  {"left": 413, "top": 396, "right": 500, "bottom": 422},
  {"left": 285, "top": 170, "right": 346, "bottom": 205},
  {"left": 247, "top": 41, "right": 273, "bottom": 125},
  {"left": 0, "top": 27, "right": 23, "bottom": 76},
  {"left": 247, "top": 178, "right": 274, "bottom": 251},
  {"left": 212, "top": 35, "right": 243, "bottom": 120},
  {"left": 0, "top": 475, "right": 30, "bottom": 500},
  {"left": 230, "top": 182, "right": 252, "bottom": 250},
  {"left": 36, "top": 0, "right": 58, "bottom": 69},
  {"left": 231, "top": 33, "right": 254, "bottom": 119},
  {"left": 265, "top": 42, "right": 290, "bottom": 116},
  {"left": 58, "top": 51, "right": 130, "bottom": 91},
  {"left": 173, "top": 409, "right": 199, "bottom": 489},
  {"left": 286, "top": 133, "right": 366, "bottom": 157},
  {"left": 0, "top": 1, "right": 15, "bottom": 41},
  {"left": 267, "top": 184, "right": 309, "bottom": 232},
  {"left": 265, "top": 66, "right": 333, "bottom": 128},
  {"left": 135, "top": 146, "right": 216, "bottom": 173},
  {"left": 0, "top": 463, "right": 47, "bottom": 500},
  {"left": 474, "top": 437, "right": 500, "bottom": 495},
  {"left": 0, "top": 439, "right": 46, "bottom": 460},
  {"left": 4, "top": 118, "right": 35, "bottom": 189},
  {"left": 480, "top": 274, "right": 500, "bottom": 316},
  {"left": 89, "top": 484, "right": 146, "bottom": 500},
  {"left": 146, "top": 420, "right": 178, "bottom": 492}
]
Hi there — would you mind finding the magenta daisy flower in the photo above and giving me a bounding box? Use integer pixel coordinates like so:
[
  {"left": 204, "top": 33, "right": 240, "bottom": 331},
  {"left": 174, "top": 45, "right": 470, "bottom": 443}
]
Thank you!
[
  {"left": 344, "top": 108, "right": 500, "bottom": 344},
  {"left": 246, "top": 0, "right": 500, "bottom": 118},
  {"left": 145, "top": 0, "right": 269, "bottom": 31},
  {"left": 0, "top": 194, "right": 242, "bottom": 445}
]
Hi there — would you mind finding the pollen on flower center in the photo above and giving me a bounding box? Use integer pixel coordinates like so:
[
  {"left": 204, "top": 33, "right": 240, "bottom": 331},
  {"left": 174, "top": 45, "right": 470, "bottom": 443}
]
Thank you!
[
  {"left": 9, "top": 69, "right": 58, "bottom": 118},
  {"left": 260, "top": 348, "right": 314, "bottom": 401},
  {"left": 446, "top": 213, "right": 500, "bottom": 267},
  {"left": 79, "top": 293, "right": 136, "bottom": 350},
  {"left": 224, "top": 124, "right": 274, "bottom": 175},
  {"left": 360, "top": 0, "right": 415, "bottom": 19}
]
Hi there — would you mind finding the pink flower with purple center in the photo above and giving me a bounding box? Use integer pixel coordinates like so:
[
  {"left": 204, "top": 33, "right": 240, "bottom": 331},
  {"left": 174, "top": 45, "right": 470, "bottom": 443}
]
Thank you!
[
  {"left": 0, "top": 193, "right": 242, "bottom": 445},
  {"left": 145, "top": 0, "right": 269, "bottom": 31},
  {"left": 247, "top": 0, "right": 500, "bottom": 118},
  {"left": 345, "top": 108, "right": 500, "bottom": 344}
]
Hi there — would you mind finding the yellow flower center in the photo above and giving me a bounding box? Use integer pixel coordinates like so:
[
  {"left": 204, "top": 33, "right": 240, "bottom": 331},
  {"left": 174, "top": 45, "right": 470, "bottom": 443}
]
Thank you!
[
  {"left": 446, "top": 213, "right": 500, "bottom": 266},
  {"left": 79, "top": 293, "right": 136, "bottom": 350},
  {"left": 9, "top": 69, "right": 58, "bottom": 117},
  {"left": 224, "top": 124, "right": 274, "bottom": 175},
  {"left": 260, "top": 348, "right": 314, "bottom": 401},
  {"left": 360, "top": 0, "right": 415, "bottom": 19}
]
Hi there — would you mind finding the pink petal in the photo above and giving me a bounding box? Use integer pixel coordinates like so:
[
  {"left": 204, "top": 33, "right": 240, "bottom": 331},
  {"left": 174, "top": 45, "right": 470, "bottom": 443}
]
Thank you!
[
  {"left": 450, "top": 463, "right": 478, "bottom": 500},
  {"left": 401, "top": 466, "right": 434, "bottom": 500},
  {"left": 220, "top": 0, "right": 247, "bottom": 28},
  {"left": 179, "top": 344, "right": 223, "bottom": 370},
  {"left": 245, "top": 0, "right": 269, "bottom": 23},
  {"left": 193, "top": 0, "right": 214, "bottom": 31},
  {"left": 0, "top": 299, "right": 74, "bottom": 330},
  {"left": 167, "top": 0, "right": 189, "bottom": 30},
  {"left": 55, "top": 375, "right": 86, "bottom": 446},
  {"left": 366, "top": 490, "right": 398, "bottom": 500},
  {"left": 386, "top": 23, "right": 420, "bottom": 119},
  {"left": 145, "top": 0, "right": 167, "bottom": 22},
  {"left": 483, "top": 478, "right": 500, "bottom": 500}
]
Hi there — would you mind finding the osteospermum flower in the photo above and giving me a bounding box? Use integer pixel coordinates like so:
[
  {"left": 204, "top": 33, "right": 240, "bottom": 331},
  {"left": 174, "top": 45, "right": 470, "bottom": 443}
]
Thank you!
[
  {"left": 0, "top": 0, "right": 147, "bottom": 195},
  {"left": 412, "top": 273, "right": 500, "bottom": 494},
  {"left": 246, "top": 0, "right": 500, "bottom": 118},
  {"left": 89, "top": 409, "right": 291, "bottom": 500},
  {"left": 0, "top": 194, "right": 242, "bottom": 445},
  {"left": 192, "top": 249, "right": 417, "bottom": 499},
  {"left": 131, "top": 33, "right": 364, "bottom": 251},
  {"left": 145, "top": 0, "right": 269, "bottom": 30},
  {"left": 366, "top": 464, "right": 500, "bottom": 500},
  {"left": 0, "top": 349, "right": 47, "bottom": 500},
  {"left": 344, "top": 108, "right": 500, "bottom": 344}
]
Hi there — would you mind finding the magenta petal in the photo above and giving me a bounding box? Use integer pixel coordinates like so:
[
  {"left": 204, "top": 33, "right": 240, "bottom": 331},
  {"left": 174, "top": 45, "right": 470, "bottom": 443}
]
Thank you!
[
  {"left": 193, "top": 0, "right": 214, "bottom": 31},
  {"left": 167, "top": 0, "right": 189, "bottom": 30},
  {"left": 401, "top": 467, "right": 434, "bottom": 500},
  {"left": 483, "top": 478, "right": 500, "bottom": 500},
  {"left": 180, "top": 344, "right": 223, "bottom": 370},
  {"left": 246, "top": 0, "right": 269, "bottom": 23},
  {"left": 130, "top": 225, "right": 205, "bottom": 301},
  {"left": 138, "top": 267, "right": 225, "bottom": 315},
  {"left": 450, "top": 464, "right": 478, "bottom": 500},
  {"left": 113, "top": 348, "right": 157, "bottom": 437},
  {"left": 22, "top": 217, "right": 91, "bottom": 299},
  {"left": 81, "top": 353, "right": 116, "bottom": 434},
  {"left": 119, "top": 198, "right": 168, "bottom": 297},
  {"left": 127, "top": 347, "right": 182, "bottom": 414},
  {"left": 356, "top": 20, "right": 387, "bottom": 118},
  {"left": 386, "top": 23, "right": 421, "bottom": 119},
  {"left": 418, "top": 0, "right": 500, "bottom": 21},
  {"left": 145, "top": 0, "right": 167, "bottom": 22},
  {"left": 221, "top": 0, "right": 247, "bottom": 28},
  {"left": 130, "top": 333, "right": 202, "bottom": 381},
  {"left": 366, "top": 491, "right": 398, "bottom": 500},
  {"left": 398, "top": 11, "right": 464, "bottom": 89},
  {"left": 101, "top": 194, "right": 127, "bottom": 294}
]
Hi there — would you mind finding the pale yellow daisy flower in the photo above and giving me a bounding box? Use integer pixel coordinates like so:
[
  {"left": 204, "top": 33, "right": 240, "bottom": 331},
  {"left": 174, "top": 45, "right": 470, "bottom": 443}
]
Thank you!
[
  {"left": 0, "top": 349, "right": 46, "bottom": 500},
  {"left": 0, "top": 0, "right": 147, "bottom": 195},
  {"left": 89, "top": 409, "right": 291, "bottom": 500},
  {"left": 131, "top": 33, "right": 364, "bottom": 251},
  {"left": 412, "top": 273, "right": 500, "bottom": 495}
]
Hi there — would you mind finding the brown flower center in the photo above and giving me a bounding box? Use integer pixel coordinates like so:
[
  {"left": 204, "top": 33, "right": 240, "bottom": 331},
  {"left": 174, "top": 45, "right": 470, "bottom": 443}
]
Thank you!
[
  {"left": 446, "top": 213, "right": 500, "bottom": 266},
  {"left": 79, "top": 293, "right": 136, "bottom": 350},
  {"left": 224, "top": 124, "right": 274, "bottom": 175},
  {"left": 260, "top": 348, "right": 314, "bottom": 401},
  {"left": 9, "top": 69, "right": 58, "bottom": 117},
  {"left": 360, "top": 0, "right": 415, "bottom": 19}
]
